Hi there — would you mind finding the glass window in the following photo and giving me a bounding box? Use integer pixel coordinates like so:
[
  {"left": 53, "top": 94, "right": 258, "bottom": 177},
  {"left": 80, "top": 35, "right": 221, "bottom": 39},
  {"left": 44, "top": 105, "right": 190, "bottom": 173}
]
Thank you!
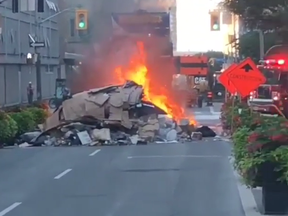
[{"left": 261, "top": 69, "right": 279, "bottom": 84}]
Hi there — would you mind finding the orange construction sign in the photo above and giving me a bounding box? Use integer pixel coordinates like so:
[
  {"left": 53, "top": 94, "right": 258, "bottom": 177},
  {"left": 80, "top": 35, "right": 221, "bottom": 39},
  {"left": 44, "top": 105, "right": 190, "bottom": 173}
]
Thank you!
[
  {"left": 180, "top": 55, "right": 208, "bottom": 76},
  {"left": 226, "top": 58, "right": 266, "bottom": 97},
  {"left": 218, "top": 63, "right": 237, "bottom": 94}
]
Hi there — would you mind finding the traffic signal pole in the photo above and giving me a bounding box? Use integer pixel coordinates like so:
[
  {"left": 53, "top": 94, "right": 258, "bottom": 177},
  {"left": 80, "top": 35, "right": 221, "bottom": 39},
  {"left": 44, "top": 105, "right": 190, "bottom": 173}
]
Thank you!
[
  {"left": 258, "top": 30, "right": 265, "bottom": 59},
  {"left": 9, "top": 0, "right": 77, "bottom": 102},
  {"left": 33, "top": 5, "right": 75, "bottom": 101},
  {"left": 34, "top": 1, "right": 42, "bottom": 101}
]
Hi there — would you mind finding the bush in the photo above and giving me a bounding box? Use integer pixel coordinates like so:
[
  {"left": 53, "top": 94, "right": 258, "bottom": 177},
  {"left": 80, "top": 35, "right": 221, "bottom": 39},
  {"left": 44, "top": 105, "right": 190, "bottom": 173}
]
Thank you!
[
  {"left": 232, "top": 127, "right": 256, "bottom": 186},
  {"left": 220, "top": 98, "right": 260, "bottom": 132},
  {"left": 9, "top": 110, "right": 35, "bottom": 136},
  {"left": 232, "top": 116, "right": 288, "bottom": 187},
  {"left": 0, "top": 111, "right": 18, "bottom": 144},
  {"left": 26, "top": 107, "right": 48, "bottom": 124}
]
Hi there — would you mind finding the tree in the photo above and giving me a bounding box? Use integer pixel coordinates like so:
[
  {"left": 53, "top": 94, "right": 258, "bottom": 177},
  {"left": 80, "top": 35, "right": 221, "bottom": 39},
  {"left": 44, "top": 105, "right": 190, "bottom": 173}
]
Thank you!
[
  {"left": 235, "top": 31, "right": 278, "bottom": 61},
  {"left": 221, "top": 0, "right": 288, "bottom": 35}
]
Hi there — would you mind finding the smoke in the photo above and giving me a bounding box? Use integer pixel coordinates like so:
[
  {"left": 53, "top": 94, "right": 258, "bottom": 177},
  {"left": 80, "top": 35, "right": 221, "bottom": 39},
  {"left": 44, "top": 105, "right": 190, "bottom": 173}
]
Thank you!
[
  {"left": 72, "top": 36, "right": 175, "bottom": 95},
  {"left": 71, "top": 37, "right": 137, "bottom": 92},
  {"left": 136, "top": 0, "right": 176, "bottom": 12}
]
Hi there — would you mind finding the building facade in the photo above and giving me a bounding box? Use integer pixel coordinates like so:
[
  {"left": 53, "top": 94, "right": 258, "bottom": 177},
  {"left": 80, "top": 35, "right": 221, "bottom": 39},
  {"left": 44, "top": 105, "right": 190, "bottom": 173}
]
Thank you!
[{"left": 0, "top": 0, "right": 60, "bottom": 107}]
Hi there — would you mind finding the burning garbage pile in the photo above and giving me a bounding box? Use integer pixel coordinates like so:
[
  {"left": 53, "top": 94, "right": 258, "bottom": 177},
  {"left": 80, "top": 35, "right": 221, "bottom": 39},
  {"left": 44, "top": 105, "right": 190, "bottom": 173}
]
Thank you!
[
  {"left": 16, "top": 40, "right": 220, "bottom": 147},
  {"left": 19, "top": 81, "right": 205, "bottom": 147}
]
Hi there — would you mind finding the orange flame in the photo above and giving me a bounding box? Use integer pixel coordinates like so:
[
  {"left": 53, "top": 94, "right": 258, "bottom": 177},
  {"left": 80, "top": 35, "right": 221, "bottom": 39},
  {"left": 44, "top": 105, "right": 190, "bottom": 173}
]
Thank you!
[{"left": 115, "top": 42, "right": 196, "bottom": 125}]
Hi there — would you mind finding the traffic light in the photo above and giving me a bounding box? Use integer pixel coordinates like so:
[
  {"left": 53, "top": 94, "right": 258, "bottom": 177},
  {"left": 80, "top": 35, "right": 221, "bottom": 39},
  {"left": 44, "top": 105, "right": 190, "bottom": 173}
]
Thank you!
[
  {"left": 210, "top": 13, "right": 220, "bottom": 31},
  {"left": 75, "top": 9, "right": 88, "bottom": 30}
]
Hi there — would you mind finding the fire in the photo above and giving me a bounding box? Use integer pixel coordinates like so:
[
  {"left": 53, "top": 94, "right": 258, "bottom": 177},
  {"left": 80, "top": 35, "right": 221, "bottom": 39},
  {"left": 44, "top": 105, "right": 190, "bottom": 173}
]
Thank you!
[{"left": 115, "top": 42, "right": 196, "bottom": 125}]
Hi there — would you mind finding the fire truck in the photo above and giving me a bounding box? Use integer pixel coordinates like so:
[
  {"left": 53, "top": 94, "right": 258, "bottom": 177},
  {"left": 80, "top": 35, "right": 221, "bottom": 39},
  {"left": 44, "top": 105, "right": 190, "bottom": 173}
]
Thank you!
[{"left": 248, "top": 44, "right": 288, "bottom": 117}]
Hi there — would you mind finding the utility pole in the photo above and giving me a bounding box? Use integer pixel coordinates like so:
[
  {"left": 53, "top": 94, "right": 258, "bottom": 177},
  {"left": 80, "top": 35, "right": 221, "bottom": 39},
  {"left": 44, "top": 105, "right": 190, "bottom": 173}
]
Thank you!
[
  {"left": 258, "top": 30, "right": 265, "bottom": 59},
  {"left": 33, "top": 4, "right": 75, "bottom": 101},
  {"left": 34, "top": 0, "right": 41, "bottom": 101},
  {"left": 10, "top": 0, "right": 76, "bottom": 101}
]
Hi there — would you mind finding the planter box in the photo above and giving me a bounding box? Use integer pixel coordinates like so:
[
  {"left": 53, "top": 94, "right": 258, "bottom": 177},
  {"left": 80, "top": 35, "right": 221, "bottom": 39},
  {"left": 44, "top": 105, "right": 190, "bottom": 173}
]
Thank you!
[
  {"left": 260, "top": 162, "right": 288, "bottom": 215},
  {"left": 262, "top": 182, "right": 288, "bottom": 214}
]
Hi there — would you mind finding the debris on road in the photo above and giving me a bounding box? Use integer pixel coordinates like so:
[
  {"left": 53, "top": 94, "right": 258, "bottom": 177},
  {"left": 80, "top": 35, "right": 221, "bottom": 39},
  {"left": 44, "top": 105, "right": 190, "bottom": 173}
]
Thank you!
[
  {"left": 11, "top": 81, "right": 218, "bottom": 147},
  {"left": 196, "top": 126, "right": 216, "bottom": 138}
]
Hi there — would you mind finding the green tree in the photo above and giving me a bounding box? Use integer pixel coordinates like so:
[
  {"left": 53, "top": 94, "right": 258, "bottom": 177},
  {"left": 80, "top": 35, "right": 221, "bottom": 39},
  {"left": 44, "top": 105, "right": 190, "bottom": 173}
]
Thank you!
[
  {"left": 235, "top": 32, "right": 278, "bottom": 61},
  {"left": 221, "top": 0, "right": 288, "bottom": 33}
]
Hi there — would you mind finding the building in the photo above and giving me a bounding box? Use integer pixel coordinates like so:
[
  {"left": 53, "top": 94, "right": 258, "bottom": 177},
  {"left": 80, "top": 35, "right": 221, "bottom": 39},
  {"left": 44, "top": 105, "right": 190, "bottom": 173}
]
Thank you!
[
  {"left": 0, "top": 0, "right": 60, "bottom": 107},
  {"left": 59, "top": 0, "right": 176, "bottom": 89},
  {"left": 58, "top": 0, "right": 128, "bottom": 87}
]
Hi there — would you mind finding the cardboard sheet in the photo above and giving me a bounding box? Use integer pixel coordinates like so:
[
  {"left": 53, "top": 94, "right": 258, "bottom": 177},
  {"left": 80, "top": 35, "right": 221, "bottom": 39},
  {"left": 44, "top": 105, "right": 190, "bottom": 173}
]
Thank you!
[{"left": 43, "top": 83, "right": 145, "bottom": 131}]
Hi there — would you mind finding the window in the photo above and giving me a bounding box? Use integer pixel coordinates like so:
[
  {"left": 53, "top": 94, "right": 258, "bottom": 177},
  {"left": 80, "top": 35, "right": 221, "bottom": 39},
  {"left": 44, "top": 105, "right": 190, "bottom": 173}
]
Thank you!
[
  {"left": 70, "top": 18, "right": 75, "bottom": 37},
  {"left": 262, "top": 69, "right": 279, "bottom": 85},
  {"left": 45, "top": 65, "right": 54, "bottom": 73},
  {"left": 10, "top": 29, "right": 15, "bottom": 43}
]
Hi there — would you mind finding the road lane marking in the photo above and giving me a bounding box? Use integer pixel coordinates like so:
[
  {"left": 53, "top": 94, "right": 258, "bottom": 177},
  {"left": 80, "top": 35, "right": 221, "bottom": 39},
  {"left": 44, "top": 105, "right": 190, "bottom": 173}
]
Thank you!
[
  {"left": 209, "top": 106, "right": 214, "bottom": 113},
  {"left": 0, "top": 202, "right": 22, "bottom": 216},
  {"left": 209, "top": 106, "right": 221, "bottom": 115},
  {"left": 194, "top": 115, "right": 220, "bottom": 120},
  {"left": 54, "top": 169, "right": 72, "bottom": 179},
  {"left": 127, "top": 155, "right": 223, "bottom": 159},
  {"left": 89, "top": 149, "right": 101, "bottom": 156}
]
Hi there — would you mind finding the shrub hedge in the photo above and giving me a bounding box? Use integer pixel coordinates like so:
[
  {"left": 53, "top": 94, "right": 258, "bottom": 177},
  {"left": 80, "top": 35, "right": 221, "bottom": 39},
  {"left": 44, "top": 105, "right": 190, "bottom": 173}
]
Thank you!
[
  {"left": 0, "top": 106, "right": 48, "bottom": 145},
  {"left": 221, "top": 97, "right": 288, "bottom": 187}
]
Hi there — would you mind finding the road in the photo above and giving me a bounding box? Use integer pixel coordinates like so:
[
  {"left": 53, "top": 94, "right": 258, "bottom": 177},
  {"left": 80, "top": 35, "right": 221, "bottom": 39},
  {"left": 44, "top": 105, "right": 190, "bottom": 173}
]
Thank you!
[
  {"left": 187, "top": 103, "right": 222, "bottom": 134},
  {"left": 0, "top": 104, "right": 260, "bottom": 216}
]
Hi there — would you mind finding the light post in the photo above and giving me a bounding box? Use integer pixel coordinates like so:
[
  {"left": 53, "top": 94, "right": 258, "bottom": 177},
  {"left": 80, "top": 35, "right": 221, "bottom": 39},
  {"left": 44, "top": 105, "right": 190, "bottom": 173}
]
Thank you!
[{"left": 34, "top": 6, "right": 75, "bottom": 100}]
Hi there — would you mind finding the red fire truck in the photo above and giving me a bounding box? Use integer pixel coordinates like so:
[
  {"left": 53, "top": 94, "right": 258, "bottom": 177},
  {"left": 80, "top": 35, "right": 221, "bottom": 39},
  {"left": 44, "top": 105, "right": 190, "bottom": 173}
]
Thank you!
[{"left": 248, "top": 45, "right": 288, "bottom": 117}]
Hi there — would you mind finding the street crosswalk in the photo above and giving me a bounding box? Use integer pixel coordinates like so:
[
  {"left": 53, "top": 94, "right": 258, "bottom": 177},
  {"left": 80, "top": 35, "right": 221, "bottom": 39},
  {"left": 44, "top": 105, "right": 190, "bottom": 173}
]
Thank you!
[{"left": 193, "top": 111, "right": 221, "bottom": 120}]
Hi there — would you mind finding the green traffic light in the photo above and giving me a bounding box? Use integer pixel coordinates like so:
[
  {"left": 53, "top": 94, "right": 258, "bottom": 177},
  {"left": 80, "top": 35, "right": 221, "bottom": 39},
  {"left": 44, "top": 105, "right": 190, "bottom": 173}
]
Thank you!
[
  {"left": 78, "top": 22, "right": 85, "bottom": 28},
  {"left": 213, "top": 23, "right": 219, "bottom": 30}
]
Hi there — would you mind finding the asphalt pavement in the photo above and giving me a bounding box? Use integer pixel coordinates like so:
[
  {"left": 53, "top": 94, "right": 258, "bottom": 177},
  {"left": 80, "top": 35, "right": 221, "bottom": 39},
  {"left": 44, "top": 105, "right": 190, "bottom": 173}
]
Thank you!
[
  {"left": 0, "top": 103, "right": 262, "bottom": 216},
  {"left": 186, "top": 103, "right": 222, "bottom": 131},
  {"left": 0, "top": 140, "right": 254, "bottom": 216}
]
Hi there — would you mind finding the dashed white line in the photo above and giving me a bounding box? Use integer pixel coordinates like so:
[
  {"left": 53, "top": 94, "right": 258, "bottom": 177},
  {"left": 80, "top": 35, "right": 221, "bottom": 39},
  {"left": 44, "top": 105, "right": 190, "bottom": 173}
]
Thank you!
[
  {"left": 89, "top": 149, "right": 101, "bottom": 156},
  {"left": 0, "top": 202, "right": 22, "bottom": 216},
  {"left": 54, "top": 169, "right": 72, "bottom": 179}
]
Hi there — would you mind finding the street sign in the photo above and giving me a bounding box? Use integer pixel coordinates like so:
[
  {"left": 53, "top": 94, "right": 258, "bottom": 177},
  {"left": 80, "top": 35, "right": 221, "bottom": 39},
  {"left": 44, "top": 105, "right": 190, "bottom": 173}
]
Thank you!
[
  {"left": 218, "top": 63, "right": 237, "bottom": 94},
  {"left": 226, "top": 58, "right": 266, "bottom": 97},
  {"left": 29, "top": 42, "right": 45, "bottom": 48}
]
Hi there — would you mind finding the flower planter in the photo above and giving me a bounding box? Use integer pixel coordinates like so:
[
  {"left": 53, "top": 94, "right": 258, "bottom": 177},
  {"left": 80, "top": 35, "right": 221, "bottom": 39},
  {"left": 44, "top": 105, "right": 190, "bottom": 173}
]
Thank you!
[{"left": 260, "top": 162, "right": 288, "bottom": 215}]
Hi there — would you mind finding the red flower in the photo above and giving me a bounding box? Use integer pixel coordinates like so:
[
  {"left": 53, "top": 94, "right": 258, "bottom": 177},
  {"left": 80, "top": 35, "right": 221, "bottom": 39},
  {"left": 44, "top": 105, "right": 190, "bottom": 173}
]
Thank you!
[
  {"left": 248, "top": 133, "right": 260, "bottom": 143},
  {"left": 270, "top": 134, "right": 287, "bottom": 142}
]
